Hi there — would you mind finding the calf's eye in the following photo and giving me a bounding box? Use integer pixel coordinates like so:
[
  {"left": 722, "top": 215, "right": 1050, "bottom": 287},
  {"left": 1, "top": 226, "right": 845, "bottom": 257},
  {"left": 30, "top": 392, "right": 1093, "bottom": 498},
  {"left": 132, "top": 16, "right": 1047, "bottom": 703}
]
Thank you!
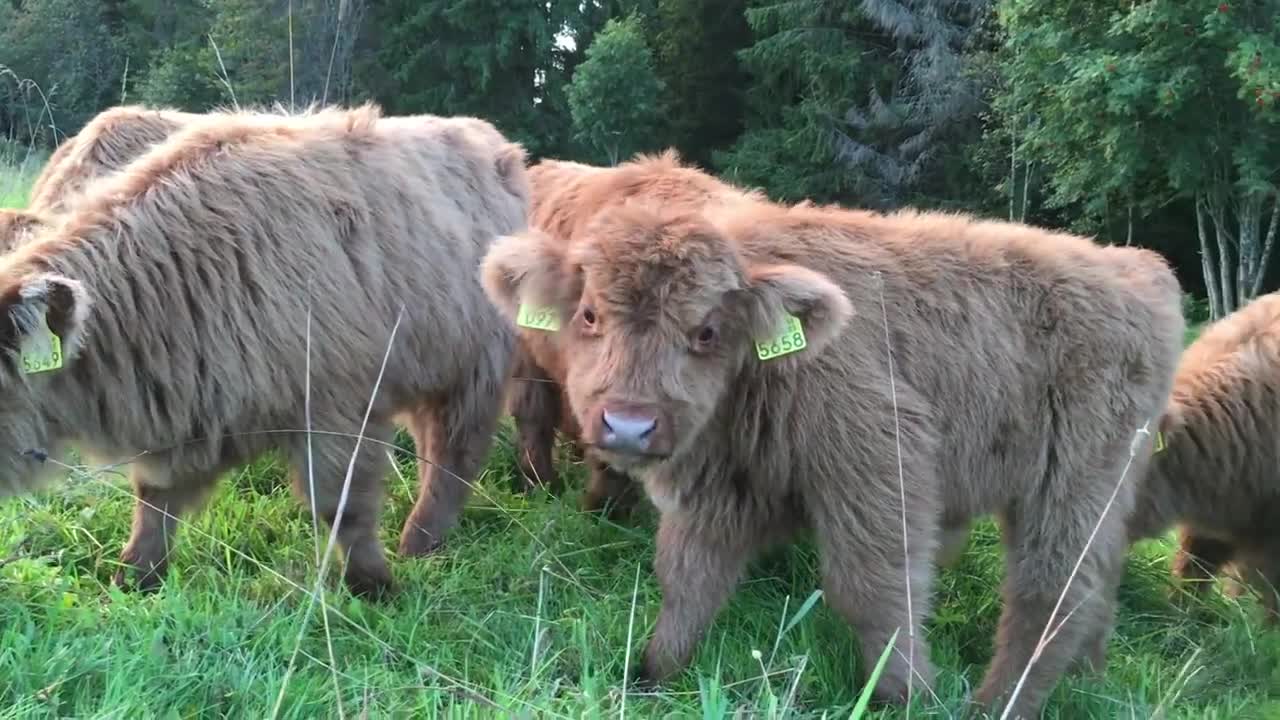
[
  {"left": 694, "top": 325, "right": 718, "bottom": 350},
  {"left": 581, "top": 307, "right": 597, "bottom": 326}
]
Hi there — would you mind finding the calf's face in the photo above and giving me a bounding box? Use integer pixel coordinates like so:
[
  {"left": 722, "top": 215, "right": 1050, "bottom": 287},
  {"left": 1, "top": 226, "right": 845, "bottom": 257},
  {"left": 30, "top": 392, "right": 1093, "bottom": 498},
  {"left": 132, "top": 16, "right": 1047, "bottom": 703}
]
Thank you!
[
  {"left": 482, "top": 204, "right": 852, "bottom": 473},
  {"left": 0, "top": 272, "right": 91, "bottom": 498}
]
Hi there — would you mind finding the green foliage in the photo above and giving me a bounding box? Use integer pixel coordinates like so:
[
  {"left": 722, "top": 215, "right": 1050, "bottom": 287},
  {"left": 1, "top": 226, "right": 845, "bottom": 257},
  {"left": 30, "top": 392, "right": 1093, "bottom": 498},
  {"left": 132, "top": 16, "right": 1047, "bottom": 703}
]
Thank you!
[
  {"left": 357, "top": 0, "right": 582, "bottom": 158},
  {"left": 567, "top": 14, "right": 665, "bottom": 165},
  {"left": 0, "top": 0, "right": 125, "bottom": 141},
  {"left": 650, "top": 0, "right": 752, "bottom": 167},
  {"left": 996, "top": 0, "right": 1280, "bottom": 219},
  {"left": 717, "top": 1, "right": 885, "bottom": 203}
]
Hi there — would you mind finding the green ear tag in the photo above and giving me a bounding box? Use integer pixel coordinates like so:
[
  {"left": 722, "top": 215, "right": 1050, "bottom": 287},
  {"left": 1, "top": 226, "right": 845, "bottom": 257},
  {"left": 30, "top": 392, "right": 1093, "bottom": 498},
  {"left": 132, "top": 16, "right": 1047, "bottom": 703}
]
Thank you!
[
  {"left": 19, "top": 310, "right": 64, "bottom": 375},
  {"left": 1152, "top": 430, "right": 1166, "bottom": 454},
  {"left": 755, "top": 314, "right": 807, "bottom": 361},
  {"left": 516, "top": 303, "right": 561, "bottom": 332}
]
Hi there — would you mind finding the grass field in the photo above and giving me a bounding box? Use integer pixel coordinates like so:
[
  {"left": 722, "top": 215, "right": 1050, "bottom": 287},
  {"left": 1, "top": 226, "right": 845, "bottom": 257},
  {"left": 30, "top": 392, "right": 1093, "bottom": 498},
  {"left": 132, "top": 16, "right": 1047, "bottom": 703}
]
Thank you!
[{"left": 1, "top": 158, "right": 1277, "bottom": 719}]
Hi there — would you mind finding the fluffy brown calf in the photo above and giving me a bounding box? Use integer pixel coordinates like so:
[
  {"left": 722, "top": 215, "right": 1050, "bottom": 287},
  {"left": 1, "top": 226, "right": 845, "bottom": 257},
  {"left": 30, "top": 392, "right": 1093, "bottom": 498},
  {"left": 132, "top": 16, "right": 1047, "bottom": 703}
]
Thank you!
[
  {"left": 26, "top": 105, "right": 201, "bottom": 214},
  {"left": 481, "top": 200, "right": 1184, "bottom": 718},
  {"left": 2, "top": 106, "right": 200, "bottom": 255},
  {"left": 0, "top": 104, "right": 531, "bottom": 596},
  {"left": 1127, "top": 290, "right": 1280, "bottom": 624},
  {"left": 508, "top": 150, "right": 763, "bottom": 514}
]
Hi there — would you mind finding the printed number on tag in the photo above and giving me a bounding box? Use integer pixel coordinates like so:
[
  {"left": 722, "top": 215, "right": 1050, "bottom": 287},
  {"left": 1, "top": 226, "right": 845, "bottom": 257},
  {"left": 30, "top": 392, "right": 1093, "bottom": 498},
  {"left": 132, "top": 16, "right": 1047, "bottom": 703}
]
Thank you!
[
  {"left": 517, "top": 303, "right": 561, "bottom": 332},
  {"left": 20, "top": 324, "right": 63, "bottom": 375},
  {"left": 755, "top": 314, "right": 807, "bottom": 361}
]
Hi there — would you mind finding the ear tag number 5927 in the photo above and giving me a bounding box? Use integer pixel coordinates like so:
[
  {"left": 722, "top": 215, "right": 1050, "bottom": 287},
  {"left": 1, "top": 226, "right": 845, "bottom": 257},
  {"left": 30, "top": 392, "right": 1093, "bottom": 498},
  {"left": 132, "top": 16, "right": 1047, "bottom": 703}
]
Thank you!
[
  {"left": 517, "top": 303, "right": 561, "bottom": 332},
  {"left": 20, "top": 311, "right": 64, "bottom": 375},
  {"left": 755, "top": 314, "right": 806, "bottom": 361}
]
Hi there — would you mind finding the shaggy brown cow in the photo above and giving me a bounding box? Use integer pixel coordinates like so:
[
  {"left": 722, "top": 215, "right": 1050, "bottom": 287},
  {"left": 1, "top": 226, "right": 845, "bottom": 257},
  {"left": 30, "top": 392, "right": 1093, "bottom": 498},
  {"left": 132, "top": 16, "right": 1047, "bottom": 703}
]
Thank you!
[
  {"left": 480, "top": 200, "right": 1185, "bottom": 718},
  {"left": 0, "top": 103, "right": 531, "bottom": 596},
  {"left": 509, "top": 150, "right": 764, "bottom": 515},
  {"left": 1126, "top": 290, "right": 1280, "bottom": 624},
  {"left": 2, "top": 106, "right": 200, "bottom": 255},
  {"left": 26, "top": 105, "right": 201, "bottom": 214}
]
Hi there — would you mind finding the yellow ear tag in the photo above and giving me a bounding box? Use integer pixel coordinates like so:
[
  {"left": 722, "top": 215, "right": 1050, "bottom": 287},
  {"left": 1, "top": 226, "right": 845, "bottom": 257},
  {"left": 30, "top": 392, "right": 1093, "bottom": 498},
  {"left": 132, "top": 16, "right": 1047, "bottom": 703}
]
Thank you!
[
  {"left": 755, "top": 314, "right": 807, "bottom": 361},
  {"left": 19, "top": 310, "right": 64, "bottom": 375},
  {"left": 1152, "top": 430, "right": 1166, "bottom": 454},
  {"left": 516, "top": 303, "right": 561, "bottom": 332}
]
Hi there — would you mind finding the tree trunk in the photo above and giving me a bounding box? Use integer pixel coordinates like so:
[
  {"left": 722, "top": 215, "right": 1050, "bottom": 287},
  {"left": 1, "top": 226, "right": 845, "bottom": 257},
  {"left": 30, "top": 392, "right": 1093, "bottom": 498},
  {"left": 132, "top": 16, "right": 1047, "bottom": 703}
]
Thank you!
[
  {"left": 1008, "top": 113, "right": 1017, "bottom": 222},
  {"left": 1126, "top": 199, "right": 1133, "bottom": 247},
  {"left": 1236, "top": 191, "right": 1263, "bottom": 305},
  {"left": 1251, "top": 189, "right": 1280, "bottom": 298},
  {"left": 1197, "top": 195, "right": 1224, "bottom": 320}
]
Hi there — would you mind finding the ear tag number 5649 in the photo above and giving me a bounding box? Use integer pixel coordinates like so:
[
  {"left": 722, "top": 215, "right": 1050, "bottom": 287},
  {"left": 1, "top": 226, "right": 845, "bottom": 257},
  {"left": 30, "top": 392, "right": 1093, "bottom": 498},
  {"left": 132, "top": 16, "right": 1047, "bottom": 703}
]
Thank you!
[
  {"left": 756, "top": 314, "right": 806, "bottom": 361},
  {"left": 20, "top": 311, "right": 64, "bottom": 375}
]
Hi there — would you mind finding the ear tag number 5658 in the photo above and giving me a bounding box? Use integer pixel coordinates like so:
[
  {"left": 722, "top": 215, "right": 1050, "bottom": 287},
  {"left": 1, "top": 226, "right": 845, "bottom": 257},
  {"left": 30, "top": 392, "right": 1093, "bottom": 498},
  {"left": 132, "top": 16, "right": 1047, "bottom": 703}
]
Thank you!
[{"left": 756, "top": 314, "right": 806, "bottom": 361}]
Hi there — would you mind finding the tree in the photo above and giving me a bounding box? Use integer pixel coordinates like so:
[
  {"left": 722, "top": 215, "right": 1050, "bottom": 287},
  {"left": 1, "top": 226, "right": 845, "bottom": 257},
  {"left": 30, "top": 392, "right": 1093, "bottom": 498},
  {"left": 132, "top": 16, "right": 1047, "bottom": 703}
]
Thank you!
[
  {"left": 356, "top": 0, "right": 578, "bottom": 159},
  {"left": 997, "top": 0, "right": 1280, "bottom": 319},
  {"left": 650, "top": 0, "right": 752, "bottom": 167},
  {"left": 835, "top": 0, "right": 994, "bottom": 207},
  {"left": 716, "top": 1, "right": 883, "bottom": 204},
  {"left": 566, "top": 14, "right": 665, "bottom": 165},
  {"left": 0, "top": 0, "right": 125, "bottom": 140}
]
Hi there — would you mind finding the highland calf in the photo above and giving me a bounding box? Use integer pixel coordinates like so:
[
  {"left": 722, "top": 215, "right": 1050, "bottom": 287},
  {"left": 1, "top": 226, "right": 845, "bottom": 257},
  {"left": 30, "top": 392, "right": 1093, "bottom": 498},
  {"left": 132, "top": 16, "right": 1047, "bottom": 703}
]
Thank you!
[
  {"left": 0, "top": 104, "right": 531, "bottom": 596},
  {"left": 1127, "top": 290, "right": 1280, "bottom": 624},
  {"left": 26, "top": 105, "right": 201, "bottom": 215},
  {"left": 481, "top": 200, "right": 1185, "bottom": 718},
  {"left": 2, "top": 106, "right": 200, "bottom": 255},
  {"left": 509, "top": 150, "right": 763, "bottom": 516}
]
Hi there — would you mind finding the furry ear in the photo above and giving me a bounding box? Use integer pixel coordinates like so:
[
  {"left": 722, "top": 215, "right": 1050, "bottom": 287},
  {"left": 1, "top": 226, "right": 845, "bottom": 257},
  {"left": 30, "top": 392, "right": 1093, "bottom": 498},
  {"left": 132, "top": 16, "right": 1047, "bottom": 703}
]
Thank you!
[
  {"left": 480, "top": 229, "right": 573, "bottom": 322},
  {"left": 740, "top": 263, "right": 853, "bottom": 361},
  {"left": 0, "top": 273, "right": 91, "bottom": 371}
]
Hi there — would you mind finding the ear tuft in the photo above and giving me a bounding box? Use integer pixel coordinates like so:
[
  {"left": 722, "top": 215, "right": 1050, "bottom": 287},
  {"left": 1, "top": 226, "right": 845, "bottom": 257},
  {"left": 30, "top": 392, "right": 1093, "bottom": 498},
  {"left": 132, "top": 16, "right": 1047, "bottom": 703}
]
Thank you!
[
  {"left": 480, "top": 229, "right": 570, "bottom": 321},
  {"left": 743, "top": 264, "right": 852, "bottom": 360},
  {"left": 0, "top": 273, "right": 91, "bottom": 365}
]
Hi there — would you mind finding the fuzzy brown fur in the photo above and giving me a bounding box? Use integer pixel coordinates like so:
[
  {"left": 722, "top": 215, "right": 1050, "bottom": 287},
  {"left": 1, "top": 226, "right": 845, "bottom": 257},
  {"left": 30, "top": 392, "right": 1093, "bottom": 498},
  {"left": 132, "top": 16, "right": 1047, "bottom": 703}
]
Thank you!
[
  {"left": 4, "top": 106, "right": 201, "bottom": 255},
  {"left": 26, "top": 105, "right": 202, "bottom": 214},
  {"left": 481, "top": 198, "right": 1185, "bottom": 718},
  {"left": 0, "top": 103, "right": 531, "bottom": 597},
  {"left": 508, "top": 150, "right": 763, "bottom": 516},
  {"left": 0, "top": 209, "right": 52, "bottom": 253},
  {"left": 1127, "top": 291, "right": 1280, "bottom": 624}
]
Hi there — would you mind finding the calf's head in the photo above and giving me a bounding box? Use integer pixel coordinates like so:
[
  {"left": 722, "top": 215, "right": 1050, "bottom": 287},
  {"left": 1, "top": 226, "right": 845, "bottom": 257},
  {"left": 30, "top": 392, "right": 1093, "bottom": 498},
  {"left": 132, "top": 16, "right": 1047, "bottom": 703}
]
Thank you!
[
  {"left": 482, "top": 204, "right": 852, "bottom": 472},
  {"left": 0, "top": 271, "right": 91, "bottom": 497}
]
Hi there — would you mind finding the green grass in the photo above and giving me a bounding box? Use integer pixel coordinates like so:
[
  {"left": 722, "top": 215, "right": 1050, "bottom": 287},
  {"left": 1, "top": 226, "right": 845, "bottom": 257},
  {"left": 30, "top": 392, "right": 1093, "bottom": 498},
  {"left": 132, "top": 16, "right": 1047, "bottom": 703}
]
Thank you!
[
  {"left": 0, "top": 144, "right": 46, "bottom": 209},
  {"left": 1, "top": 159, "right": 1278, "bottom": 719}
]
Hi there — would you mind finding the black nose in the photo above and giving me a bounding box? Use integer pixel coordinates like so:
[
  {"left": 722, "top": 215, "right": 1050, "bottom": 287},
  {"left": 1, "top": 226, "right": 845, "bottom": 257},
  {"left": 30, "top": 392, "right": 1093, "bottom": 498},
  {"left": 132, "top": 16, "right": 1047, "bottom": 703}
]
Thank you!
[{"left": 599, "top": 409, "right": 657, "bottom": 453}]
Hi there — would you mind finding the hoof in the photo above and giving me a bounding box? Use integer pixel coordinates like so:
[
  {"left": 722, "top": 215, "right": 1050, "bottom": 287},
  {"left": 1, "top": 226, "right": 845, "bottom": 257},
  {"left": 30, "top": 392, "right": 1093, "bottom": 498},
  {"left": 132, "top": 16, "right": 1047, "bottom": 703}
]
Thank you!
[
  {"left": 397, "top": 521, "right": 448, "bottom": 558},
  {"left": 343, "top": 571, "right": 395, "bottom": 600},
  {"left": 112, "top": 563, "right": 165, "bottom": 594}
]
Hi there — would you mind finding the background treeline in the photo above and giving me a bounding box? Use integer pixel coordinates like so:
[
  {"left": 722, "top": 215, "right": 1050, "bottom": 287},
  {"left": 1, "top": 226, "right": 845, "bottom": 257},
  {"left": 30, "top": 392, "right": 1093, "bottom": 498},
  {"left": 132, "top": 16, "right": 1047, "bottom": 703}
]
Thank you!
[{"left": 2, "top": 0, "right": 1278, "bottom": 318}]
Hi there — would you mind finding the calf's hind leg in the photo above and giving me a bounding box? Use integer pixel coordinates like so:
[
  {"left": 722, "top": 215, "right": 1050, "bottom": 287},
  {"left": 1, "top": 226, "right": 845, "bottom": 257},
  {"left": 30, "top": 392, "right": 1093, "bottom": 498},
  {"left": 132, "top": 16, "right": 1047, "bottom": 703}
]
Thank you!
[
  {"left": 115, "top": 466, "right": 222, "bottom": 591},
  {"left": 973, "top": 496, "right": 1130, "bottom": 719},
  {"left": 1171, "top": 530, "right": 1235, "bottom": 591},
  {"left": 398, "top": 379, "right": 507, "bottom": 557},
  {"left": 289, "top": 421, "right": 397, "bottom": 597}
]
